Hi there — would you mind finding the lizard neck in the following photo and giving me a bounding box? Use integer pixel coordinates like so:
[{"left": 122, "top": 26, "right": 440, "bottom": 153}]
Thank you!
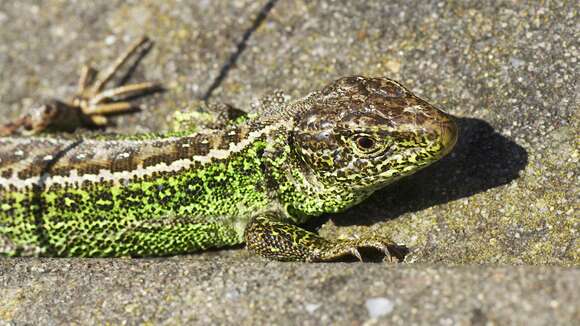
[{"left": 262, "top": 127, "right": 368, "bottom": 224}]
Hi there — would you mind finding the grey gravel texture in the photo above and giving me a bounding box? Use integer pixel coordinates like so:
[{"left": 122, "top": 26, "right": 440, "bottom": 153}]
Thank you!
[
  {"left": 0, "top": 0, "right": 578, "bottom": 325},
  {"left": 1, "top": 256, "right": 578, "bottom": 325}
]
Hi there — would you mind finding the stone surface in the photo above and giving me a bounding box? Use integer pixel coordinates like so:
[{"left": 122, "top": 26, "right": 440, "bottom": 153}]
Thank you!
[
  {"left": 0, "top": 0, "right": 577, "bottom": 324},
  {"left": 0, "top": 256, "right": 578, "bottom": 325}
]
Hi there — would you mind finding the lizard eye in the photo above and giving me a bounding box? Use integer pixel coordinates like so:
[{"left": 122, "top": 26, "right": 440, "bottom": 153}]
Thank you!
[
  {"left": 356, "top": 136, "right": 375, "bottom": 150},
  {"left": 352, "top": 134, "right": 381, "bottom": 154}
]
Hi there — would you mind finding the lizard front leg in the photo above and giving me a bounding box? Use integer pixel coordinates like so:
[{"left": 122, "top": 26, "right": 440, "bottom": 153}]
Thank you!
[
  {"left": 170, "top": 89, "right": 291, "bottom": 133},
  {"left": 244, "top": 213, "right": 405, "bottom": 262},
  {"left": 170, "top": 102, "right": 248, "bottom": 133}
]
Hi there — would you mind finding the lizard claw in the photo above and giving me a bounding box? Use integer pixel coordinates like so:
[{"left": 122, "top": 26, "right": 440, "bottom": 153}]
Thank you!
[
  {"left": 351, "top": 247, "right": 363, "bottom": 262},
  {"left": 382, "top": 246, "right": 393, "bottom": 262}
]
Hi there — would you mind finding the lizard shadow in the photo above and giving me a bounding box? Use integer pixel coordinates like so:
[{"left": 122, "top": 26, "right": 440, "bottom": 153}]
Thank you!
[{"left": 306, "top": 117, "right": 529, "bottom": 229}]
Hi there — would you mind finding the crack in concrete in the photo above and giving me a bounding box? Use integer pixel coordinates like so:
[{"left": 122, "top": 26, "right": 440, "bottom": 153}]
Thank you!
[{"left": 202, "top": 0, "right": 279, "bottom": 101}]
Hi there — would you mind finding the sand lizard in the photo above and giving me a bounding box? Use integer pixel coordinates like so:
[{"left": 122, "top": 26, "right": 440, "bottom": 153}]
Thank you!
[{"left": 0, "top": 37, "right": 457, "bottom": 261}]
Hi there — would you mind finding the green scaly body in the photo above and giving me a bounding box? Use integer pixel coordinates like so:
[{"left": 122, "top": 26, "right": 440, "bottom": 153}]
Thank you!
[{"left": 0, "top": 76, "right": 457, "bottom": 261}]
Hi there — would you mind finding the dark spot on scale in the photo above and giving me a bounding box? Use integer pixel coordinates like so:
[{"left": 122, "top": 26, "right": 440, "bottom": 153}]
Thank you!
[
  {"left": 159, "top": 195, "right": 170, "bottom": 205},
  {"left": 184, "top": 176, "right": 203, "bottom": 197},
  {"left": 205, "top": 178, "right": 227, "bottom": 190},
  {"left": 353, "top": 159, "right": 367, "bottom": 169},
  {"left": 1, "top": 168, "right": 13, "bottom": 178}
]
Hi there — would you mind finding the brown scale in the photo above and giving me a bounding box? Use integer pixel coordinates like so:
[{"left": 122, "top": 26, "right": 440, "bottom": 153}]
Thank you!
[
  {"left": 1, "top": 169, "right": 13, "bottom": 179},
  {"left": 0, "top": 138, "right": 70, "bottom": 177},
  {"left": 109, "top": 148, "right": 138, "bottom": 173}
]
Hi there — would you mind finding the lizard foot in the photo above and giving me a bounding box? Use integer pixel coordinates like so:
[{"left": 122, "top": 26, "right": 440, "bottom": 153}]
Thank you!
[{"left": 245, "top": 214, "right": 406, "bottom": 263}]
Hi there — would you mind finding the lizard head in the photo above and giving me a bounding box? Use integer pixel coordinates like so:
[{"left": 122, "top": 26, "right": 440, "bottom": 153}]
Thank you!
[{"left": 291, "top": 76, "right": 457, "bottom": 211}]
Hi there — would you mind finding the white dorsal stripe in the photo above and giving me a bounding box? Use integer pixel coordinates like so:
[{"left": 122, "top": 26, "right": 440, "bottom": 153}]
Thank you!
[{"left": 0, "top": 122, "right": 284, "bottom": 190}]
